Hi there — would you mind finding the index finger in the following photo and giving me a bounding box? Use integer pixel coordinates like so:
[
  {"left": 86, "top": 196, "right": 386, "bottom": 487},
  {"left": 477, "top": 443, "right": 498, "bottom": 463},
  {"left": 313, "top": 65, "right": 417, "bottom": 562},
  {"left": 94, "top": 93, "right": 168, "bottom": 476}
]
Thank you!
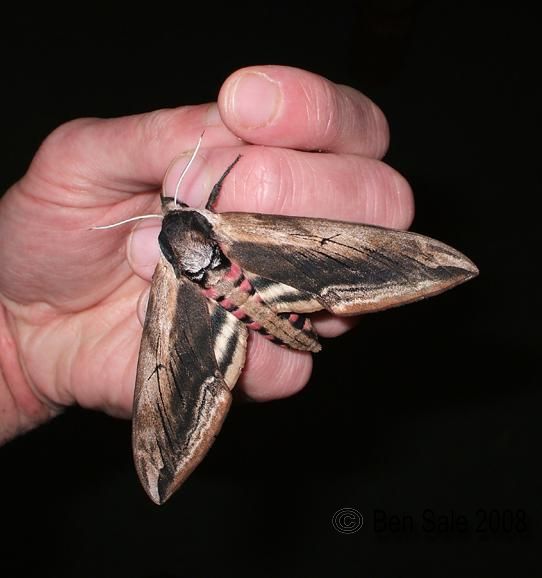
[{"left": 218, "top": 65, "right": 389, "bottom": 158}]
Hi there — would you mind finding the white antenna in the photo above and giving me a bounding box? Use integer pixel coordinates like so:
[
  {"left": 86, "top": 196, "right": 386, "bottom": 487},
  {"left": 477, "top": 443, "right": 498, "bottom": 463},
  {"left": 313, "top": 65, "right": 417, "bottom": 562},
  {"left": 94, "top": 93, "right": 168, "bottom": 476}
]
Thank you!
[
  {"left": 93, "top": 134, "right": 205, "bottom": 230},
  {"left": 90, "top": 214, "right": 162, "bottom": 230},
  {"left": 172, "top": 131, "right": 205, "bottom": 206}
]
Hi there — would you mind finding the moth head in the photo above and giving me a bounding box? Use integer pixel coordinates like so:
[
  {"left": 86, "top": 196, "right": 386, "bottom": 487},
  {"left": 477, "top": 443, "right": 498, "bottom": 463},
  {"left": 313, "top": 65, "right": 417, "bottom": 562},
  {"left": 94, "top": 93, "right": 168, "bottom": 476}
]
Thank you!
[{"left": 159, "top": 210, "right": 223, "bottom": 282}]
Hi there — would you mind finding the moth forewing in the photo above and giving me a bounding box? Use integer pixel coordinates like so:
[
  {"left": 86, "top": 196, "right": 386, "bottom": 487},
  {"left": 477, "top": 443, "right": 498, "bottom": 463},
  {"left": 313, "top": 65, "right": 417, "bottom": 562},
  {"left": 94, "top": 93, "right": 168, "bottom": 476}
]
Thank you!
[
  {"left": 132, "top": 256, "right": 233, "bottom": 505},
  {"left": 211, "top": 212, "right": 478, "bottom": 315}
]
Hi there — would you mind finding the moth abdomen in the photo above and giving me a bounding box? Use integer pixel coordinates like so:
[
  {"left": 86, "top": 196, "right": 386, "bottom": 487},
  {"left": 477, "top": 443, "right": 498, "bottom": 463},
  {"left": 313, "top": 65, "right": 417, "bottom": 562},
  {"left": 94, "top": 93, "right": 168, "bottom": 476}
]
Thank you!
[
  {"left": 228, "top": 294, "right": 320, "bottom": 353},
  {"left": 200, "top": 259, "right": 321, "bottom": 352},
  {"left": 278, "top": 311, "right": 307, "bottom": 330}
]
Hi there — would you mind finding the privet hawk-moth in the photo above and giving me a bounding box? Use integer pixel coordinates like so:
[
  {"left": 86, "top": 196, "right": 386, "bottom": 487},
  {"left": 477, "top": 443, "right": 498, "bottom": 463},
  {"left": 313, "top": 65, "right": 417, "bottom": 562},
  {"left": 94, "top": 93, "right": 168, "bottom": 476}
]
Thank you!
[{"left": 123, "top": 152, "right": 478, "bottom": 505}]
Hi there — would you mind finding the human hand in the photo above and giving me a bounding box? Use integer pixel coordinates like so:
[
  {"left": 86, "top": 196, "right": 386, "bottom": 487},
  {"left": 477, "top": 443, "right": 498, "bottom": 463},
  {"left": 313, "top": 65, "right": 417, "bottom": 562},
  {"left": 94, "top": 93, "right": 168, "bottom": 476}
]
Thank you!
[{"left": 0, "top": 65, "right": 413, "bottom": 441}]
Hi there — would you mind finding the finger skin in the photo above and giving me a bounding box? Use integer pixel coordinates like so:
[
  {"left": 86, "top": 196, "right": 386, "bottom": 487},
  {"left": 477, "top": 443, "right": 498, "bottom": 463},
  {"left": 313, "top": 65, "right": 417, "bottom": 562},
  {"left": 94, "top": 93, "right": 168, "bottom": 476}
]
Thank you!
[
  {"left": 160, "top": 146, "right": 412, "bottom": 223},
  {"left": 218, "top": 65, "right": 390, "bottom": 158},
  {"left": 27, "top": 105, "right": 241, "bottom": 201},
  {"left": 239, "top": 334, "right": 313, "bottom": 401}
]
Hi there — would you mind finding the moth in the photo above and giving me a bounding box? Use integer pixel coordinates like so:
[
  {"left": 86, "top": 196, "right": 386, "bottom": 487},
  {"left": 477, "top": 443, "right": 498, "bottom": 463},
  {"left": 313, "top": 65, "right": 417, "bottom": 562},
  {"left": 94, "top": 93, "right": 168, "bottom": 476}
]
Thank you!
[{"left": 114, "top": 144, "right": 478, "bottom": 505}]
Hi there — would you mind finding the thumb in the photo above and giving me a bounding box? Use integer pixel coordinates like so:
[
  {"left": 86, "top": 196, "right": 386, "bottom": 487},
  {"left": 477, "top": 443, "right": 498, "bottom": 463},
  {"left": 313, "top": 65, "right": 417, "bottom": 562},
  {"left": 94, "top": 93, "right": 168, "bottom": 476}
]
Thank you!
[{"left": 218, "top": 64, "right": 389, "bottom": 156}]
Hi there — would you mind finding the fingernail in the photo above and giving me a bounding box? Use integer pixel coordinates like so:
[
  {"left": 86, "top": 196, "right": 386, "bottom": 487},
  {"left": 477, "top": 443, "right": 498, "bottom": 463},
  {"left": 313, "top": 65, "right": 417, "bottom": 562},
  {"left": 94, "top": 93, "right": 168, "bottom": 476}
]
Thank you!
[
  {"left": 229, "top": 71, "right": 282, "bottom": 128},
  {"left": 136, "top": 286, "right": 151, "bottom": 327}
]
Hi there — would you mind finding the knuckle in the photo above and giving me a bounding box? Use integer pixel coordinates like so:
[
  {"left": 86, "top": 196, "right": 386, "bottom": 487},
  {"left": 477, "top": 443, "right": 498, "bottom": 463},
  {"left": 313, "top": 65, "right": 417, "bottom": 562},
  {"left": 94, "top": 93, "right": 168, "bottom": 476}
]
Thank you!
[
  {"left": 137, "top": 107, "right": 203, "bottom": 180},
  {"left": 138, "top": 108, "right": 175, "bottom": 144},
  {"left": 39, "top": 117, "right": 97, "bottom": 155},
  {"left": 136, "top": 108, "right": 194, "bottom": 179},
  {"left": 31, "top": 118, "right": 100, "bottom": 182},
  {"left": 137, "top": 106, "right": 196, "bottom": 148}
]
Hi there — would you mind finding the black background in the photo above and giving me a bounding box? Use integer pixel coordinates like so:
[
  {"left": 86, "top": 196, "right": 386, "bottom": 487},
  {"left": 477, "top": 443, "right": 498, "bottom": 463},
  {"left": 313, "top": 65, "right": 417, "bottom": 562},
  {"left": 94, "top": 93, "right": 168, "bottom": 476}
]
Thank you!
[{"left": 1, "top": 1, "right": 540, "bottom": 576}]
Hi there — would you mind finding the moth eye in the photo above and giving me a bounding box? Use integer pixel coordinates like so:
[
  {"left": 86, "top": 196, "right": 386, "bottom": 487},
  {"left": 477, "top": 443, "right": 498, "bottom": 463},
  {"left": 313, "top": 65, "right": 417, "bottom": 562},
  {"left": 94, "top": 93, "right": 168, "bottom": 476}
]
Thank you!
[
  {"left": 182, "top": 265, "right": 205, "bottom": 281},
  {"left": 190, "top": 271, "right": 205, "bottom": 281}
]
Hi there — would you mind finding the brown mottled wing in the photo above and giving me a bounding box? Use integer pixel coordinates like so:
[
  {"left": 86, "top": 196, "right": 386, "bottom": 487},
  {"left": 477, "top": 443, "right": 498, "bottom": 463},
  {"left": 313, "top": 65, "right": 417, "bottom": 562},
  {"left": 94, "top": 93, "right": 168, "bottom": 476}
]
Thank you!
[
  {"left": 213, "top": 213, "right": 478, "bottom": 315},
  {"left": 132, "top": 256, "right": 245, "bottom": 505}
]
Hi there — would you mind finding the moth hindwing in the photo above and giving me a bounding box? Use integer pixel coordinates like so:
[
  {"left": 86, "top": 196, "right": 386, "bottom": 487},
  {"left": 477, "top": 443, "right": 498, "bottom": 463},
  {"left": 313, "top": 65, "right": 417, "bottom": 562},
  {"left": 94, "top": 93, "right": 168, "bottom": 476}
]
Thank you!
[{"left": 132, "top": 157, "right": 478, "bottom": 504}]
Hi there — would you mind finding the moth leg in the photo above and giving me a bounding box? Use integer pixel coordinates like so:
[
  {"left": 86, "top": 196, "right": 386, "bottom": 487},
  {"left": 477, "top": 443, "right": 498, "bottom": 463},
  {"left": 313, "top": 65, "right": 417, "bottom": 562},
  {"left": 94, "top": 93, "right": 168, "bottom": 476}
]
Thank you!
[{"left": 205, "top": 155, "right": 242, "bottom": 211}]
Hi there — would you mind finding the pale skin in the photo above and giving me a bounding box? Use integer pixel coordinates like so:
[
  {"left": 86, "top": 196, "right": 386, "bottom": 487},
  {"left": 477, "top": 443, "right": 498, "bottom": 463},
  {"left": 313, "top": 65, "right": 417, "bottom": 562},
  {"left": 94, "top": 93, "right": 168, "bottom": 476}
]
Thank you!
[{"left": 0, "top": 65, "right": 414, "bottom": 444}]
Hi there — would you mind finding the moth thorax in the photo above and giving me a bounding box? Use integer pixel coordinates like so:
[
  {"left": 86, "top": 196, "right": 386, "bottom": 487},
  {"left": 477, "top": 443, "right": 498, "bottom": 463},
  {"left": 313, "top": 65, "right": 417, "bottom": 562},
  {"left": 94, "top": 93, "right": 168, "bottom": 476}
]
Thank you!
[
  {"left": 159, "top": 210, "right": 225, "bottom": 282},
  {"left": 181, "top": 239, "right": 223, "bottom": 282}
]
